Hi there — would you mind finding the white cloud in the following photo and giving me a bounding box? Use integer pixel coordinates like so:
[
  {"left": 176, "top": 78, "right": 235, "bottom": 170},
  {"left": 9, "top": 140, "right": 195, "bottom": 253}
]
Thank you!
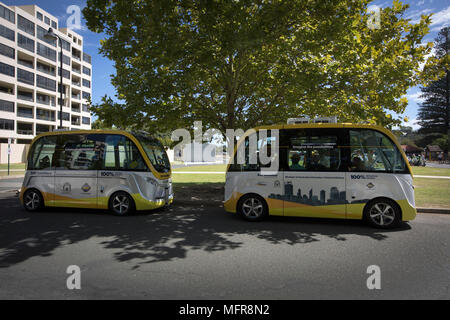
[
  {"left": 430, "top": 6, "right": 450, "bottom": 28},
  {"left": 404, "top": 92, "right": 425, "bottom": 104}
]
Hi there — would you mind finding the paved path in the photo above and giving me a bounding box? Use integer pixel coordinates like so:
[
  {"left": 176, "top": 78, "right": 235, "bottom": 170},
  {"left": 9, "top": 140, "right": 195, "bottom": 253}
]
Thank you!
[{"left": 0, "top": 192, "right": 449, "bottom": 299}]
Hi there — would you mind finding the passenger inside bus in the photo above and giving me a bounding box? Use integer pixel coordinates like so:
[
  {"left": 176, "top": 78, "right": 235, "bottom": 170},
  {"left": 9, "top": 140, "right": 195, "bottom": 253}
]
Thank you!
[
  {"left": 290, "top": 152, "right": 305, "bottom": 170},
  {"left": 308, "top": 150, "right": 327, "bottom": 171},
  {"left": 350, "top": 156, "right": 365, "bottom": 171}
]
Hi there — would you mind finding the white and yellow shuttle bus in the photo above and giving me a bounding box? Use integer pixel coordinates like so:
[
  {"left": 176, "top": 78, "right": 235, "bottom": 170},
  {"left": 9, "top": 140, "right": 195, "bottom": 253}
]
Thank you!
[
  {"left": 224, "top": 123, "right": 416, "bottom": 229},
  {"left": 20, "top": 130, "right": 173, "bottom": 215}
]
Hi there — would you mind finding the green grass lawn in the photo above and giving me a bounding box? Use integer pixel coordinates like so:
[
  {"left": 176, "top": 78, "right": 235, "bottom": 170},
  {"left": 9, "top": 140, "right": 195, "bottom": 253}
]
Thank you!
[
  {"left": 411, "top": 167, "right": 450, "bottom": 177},
  {"left": 173, "top": 164, "right": 227, "bottom": 172},
  {"left": 414, "top": 178, "right": 450, "bottom": 209},
  {"left": 0, "top": 163, "right": 26, "bottom": 170}
]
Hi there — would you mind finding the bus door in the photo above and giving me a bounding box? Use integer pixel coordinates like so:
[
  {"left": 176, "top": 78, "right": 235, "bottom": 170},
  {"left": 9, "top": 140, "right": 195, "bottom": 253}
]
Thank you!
[
  {"left": 53, "top": 134, "right": 99, "bottom": 208},
  {"left": 97, "top": 134, "right": 150, "bottom": 210},
  {"left": 345, "top": 129, "right": 406, "bottom": 219},
  {"left": 282, "top": 128, "right": 347, "bottom": 219}
]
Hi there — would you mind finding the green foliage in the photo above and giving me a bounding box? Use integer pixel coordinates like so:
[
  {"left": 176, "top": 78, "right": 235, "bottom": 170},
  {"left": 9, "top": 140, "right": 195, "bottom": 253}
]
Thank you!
[
  {"left": 417, "top": 27, "right": 450, "bottom": 135},
  {"left": 83, "top": 0, "right": 433, "bottom": 134},
  {"left": 432, "top": 134, "right": 450, "bottom": 153}
]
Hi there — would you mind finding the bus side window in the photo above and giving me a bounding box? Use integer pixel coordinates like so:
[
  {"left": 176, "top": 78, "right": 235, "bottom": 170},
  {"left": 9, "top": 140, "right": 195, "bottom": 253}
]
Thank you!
[
  {"left": 28, "top": 136, "right": 57, "bottom": 170},
  {"left": 117, "top": 136, "right": 147, "bottom": 171},
  {"left": 349, "top": 130, "right": 406, "bottom": 173},
  {"left": 55, "top": 134, "right": 102, "bottom": 170}
]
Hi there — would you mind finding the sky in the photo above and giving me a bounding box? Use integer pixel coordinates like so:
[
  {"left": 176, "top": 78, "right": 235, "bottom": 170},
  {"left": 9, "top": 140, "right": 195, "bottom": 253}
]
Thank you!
[{"left": 3, "top": 0, "right": 449, "bottom": 129}]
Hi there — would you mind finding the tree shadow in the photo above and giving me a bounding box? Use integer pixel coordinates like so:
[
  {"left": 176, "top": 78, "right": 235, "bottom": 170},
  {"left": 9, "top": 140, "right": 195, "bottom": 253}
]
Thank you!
[{"left": 0, "top": 193, "right": 410, "bottom": 269}]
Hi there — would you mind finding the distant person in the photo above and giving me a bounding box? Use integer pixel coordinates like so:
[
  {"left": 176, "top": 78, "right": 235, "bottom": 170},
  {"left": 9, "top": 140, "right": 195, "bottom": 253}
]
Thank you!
[{"left": 290, "top": 153, "right": 305, "bottom": 170}]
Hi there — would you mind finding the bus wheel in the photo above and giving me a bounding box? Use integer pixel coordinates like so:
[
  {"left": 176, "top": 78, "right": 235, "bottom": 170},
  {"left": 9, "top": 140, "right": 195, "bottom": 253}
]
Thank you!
[
  {"left": 364, "top": 199, "right": 401, "bottom": 229},
  {"left": 23, "top": 189, "right": 44, "bottom": 212},
  {"left": 238, "top": 194, "right": 268, "bottom": 222},
  {"left": 109, "top": 192, "right": 135, "bottom": 216}
]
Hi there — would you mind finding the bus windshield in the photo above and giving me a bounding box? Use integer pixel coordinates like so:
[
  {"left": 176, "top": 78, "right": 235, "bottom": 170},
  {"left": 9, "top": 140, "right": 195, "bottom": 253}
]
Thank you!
[{"left": 134, "top": 133, "right": 171, "bottom": 173}]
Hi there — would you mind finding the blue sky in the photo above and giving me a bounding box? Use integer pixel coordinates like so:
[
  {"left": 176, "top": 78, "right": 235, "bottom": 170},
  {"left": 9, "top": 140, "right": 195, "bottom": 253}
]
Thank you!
[{"left": 3, "top": 0, "right": 449, "bottom": 128}]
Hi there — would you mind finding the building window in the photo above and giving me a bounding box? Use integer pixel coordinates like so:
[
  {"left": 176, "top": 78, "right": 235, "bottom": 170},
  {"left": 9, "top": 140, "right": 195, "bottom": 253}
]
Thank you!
[
  {"left": 17, "top": 68, "right": 34, "bottom": 85},
  {"left": 17, "top": 106, "right": 33, "bottom": 118},
  {"left": 36, "top": 61, "right": 55, "bottom": 76},
  {"left": 0, "top": 118, "right": 14, "bottom": 130},
  {"left": 0, "top": 4, "right": 15, "bottom": 23},
  {"left": 37, "top": 25, "right": 56, "bottom": 47},
  {"left": 17, "top": 15, "right": 35, "bottom": 36},
  {"left": 82, "top": 52, "right": 92, "bottom": 64},
  {"left": 82, "top": 117, "right": 90, "bottom": 125},
  {"left": 59, "top": 52, "right": 70, "bottom": 65},
  {"left": 37, "top": 42, "right": 56, "bottom": 61},
  {"left": 57, "top": 111, "right": 70, "bottom": 121},
  {"left": 17, "top": 90, "right": 33, "bottom": 102},
  {"left": 0, "top": 42, "right": 14, "bottom": 59},
  {"left": 58, "top": 67, "right": 70, "bottom": 79},
  {"left": 82, "top": 79, "right": 90, "bottom": 88},
  {"left": 36, "top": 74, "right": 56, "bottom": 91},
  {"left": 60, "top": 38, "right": 70, "bottom": 51},
  {"left": 44, "top": 16, "right": 50, "bottom": 25},
  {"left": 0, "top": 99, "right": 14, "bottom": 113},
  {"left": 82, "top": 104, "right": 89, "bottom": 112},
  {"left": 18, "top": 58, "right": 33, "bottom": 69},
  {"left": 36, "top": 12, "right": 43, "bottom": 21},
  {"left": 0, "top": 24, "right": 15, "bottom": 41},
  {"left": 51, "top": 21, "right": 57, "bottom": 29},
  {"left": 82, "top": 91, "right": 91, "bottom": 100},
  {"left": 17, "top": 33, "right": 35, "bottom": 53},
  {"left": 0, "top": 61, "right": 14, "bottom": 77},
  {"left": 82, "top": 66, "right": 91, "bottom": 76}
]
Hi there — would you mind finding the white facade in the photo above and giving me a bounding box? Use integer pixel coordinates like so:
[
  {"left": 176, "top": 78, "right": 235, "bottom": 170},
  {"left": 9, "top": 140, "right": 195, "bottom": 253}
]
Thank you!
[{"left": 0, "top": 2, "right": 92, "bottom": 145}]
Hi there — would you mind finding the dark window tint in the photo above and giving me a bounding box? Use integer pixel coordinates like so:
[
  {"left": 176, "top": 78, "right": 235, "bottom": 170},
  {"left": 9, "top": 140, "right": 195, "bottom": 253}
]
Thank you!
[
  {"left": 17, "top": 15, "right": 34, "bottom": 36},
  {"left": 0, "top": 4, "right": 15, "bottom": 23},
  {"left": 17, "top": 32, "right": 34, "bottom": 52},
  {"left": 0, "top": 61, "right": 14, "bottom": 77},
  {"left": 0, "top": 24, "right": 15, "bottom": 41},
  {"left": 37, "top": 42, "right": 56, "bottom": 61},
  {"left": 0, "top": 42, "right": 14, "bottom": 58},
  {"left": 61, "top": 38, "right": 70, "bottom": 51},
  {"left": 0, "top": 99, "right": 14, "bottom": 112},
  {"left": 17, "top": 68, "right": 34, "bottom": 85},
  {"left": 0, "top": 118, "right": 14, "bottom": 130},
  {"left": 37, "top": 25, "right": 56, "bottom": 47},
  {"left": 36, "top": 75, "right": 56, "bottom": 91},
  {"left": 54, "top": 134, "right": 102, "bottom": 170},
  {"left": 28, "top": 135, "right": 57, "bottom": 170}
]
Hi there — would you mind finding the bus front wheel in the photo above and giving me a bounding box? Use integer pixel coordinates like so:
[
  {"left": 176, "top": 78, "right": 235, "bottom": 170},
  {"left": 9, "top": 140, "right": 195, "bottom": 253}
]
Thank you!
[
  {"left": 238, "top": 194, "right": 268, "bottom": 222},
  {"left": 363, "top": 198, "right": 401, "bottom": 229},
  {"left": 109, "top": 191, "right": 135, "bottom": 216}
]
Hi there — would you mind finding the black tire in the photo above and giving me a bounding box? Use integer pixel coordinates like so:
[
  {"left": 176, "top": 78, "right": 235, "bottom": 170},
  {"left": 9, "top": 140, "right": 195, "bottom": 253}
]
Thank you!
[
  {"left": 109, "top": 191, "right": 135, "bottom": 216},
  {"left": 363, "top": 198, "right": 401, "bottom": 229},
  {"left": 238, "top": 194, "right": 268, "bottom": 222},
  {"left": 23, "top": 189, "right": 44, "bottom": 212}
]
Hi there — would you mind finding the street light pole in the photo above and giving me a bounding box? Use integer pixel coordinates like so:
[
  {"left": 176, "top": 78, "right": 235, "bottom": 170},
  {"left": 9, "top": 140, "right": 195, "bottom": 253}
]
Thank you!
[{"left": 44, "top": 28, "right": 63, "bottom": 129}]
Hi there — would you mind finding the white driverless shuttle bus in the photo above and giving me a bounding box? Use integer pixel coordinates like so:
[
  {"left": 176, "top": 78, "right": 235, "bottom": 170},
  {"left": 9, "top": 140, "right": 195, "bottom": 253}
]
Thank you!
[
  {"left": 224, "top": 122, "right": 416, "bottom": 229},
  {"left": 20, "top": 130, "right": 173, "bottom": 215}
]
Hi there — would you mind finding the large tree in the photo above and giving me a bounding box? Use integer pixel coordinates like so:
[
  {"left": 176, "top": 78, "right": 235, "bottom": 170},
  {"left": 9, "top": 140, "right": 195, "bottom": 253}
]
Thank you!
[
  {"left": 83, "top": 0, "right": 433, "bottom": 136},
  {"left": 417, "top": 27, "right": 450, "bottom": 135}
]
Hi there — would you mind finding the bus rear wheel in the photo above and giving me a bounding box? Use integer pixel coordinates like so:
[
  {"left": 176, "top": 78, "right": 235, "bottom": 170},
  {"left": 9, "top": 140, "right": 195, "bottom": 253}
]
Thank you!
[
  {"left": 109, "top": 192, "right": 135, "bottom": 216},
  {"left": 238, "top": 194, "right": 268, "bottom": 222},
  {"left": 364, "top": 199, "right": 401, "bottom": 229},
  {"left": 23, "top": 189, "right": 44, "bottom": 212}
]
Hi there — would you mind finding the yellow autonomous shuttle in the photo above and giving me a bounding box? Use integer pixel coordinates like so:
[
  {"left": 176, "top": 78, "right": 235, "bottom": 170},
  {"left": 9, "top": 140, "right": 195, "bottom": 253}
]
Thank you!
[
  {"left": 20, "top": 130, "right": 173, "bottom": 215},
  {"left": 224, "top": 121, "right": 416, "bottom": 229}
]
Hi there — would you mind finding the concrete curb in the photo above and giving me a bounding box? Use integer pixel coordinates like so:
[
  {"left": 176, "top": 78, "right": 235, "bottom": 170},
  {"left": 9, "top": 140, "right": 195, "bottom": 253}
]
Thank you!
[{"left": 417, "top": 208, "right": 450, "bottom": 214}]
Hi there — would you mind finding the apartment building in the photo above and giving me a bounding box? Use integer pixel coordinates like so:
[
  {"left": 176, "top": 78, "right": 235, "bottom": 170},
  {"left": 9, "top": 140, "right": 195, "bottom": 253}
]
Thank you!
[{"left": 0, "top": 2, "right": 92, "bottom": 146}]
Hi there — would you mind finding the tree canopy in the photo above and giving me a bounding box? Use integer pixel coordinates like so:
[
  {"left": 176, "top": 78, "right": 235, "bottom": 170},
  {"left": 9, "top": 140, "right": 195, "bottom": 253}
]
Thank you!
[
  {"left": 83, "top": 0, "right": 434, "bottom": 135},
  {"left": 417, "top": 27, "right": 449, "bottom": 136}
]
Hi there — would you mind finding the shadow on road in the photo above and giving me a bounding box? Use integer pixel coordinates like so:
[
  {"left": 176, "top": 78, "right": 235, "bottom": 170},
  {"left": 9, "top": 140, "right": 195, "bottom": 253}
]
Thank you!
[{"left": 0, "top": 193, "right": 410, "bottom": 269}]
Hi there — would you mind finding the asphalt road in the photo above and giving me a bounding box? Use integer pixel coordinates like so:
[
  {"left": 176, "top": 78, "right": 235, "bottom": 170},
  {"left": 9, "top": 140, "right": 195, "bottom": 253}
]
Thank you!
[{"left": 0, "top": 192, "right": 449, "bottom": 300}]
